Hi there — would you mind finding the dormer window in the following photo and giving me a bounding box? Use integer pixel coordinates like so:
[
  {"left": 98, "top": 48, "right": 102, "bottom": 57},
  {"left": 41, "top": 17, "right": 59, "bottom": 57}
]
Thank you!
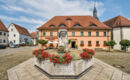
[
  {"left": 59, "top": 24, "right": 66, "bottom": 27},
  {"left": 49, "top": 24, "right": 55, "bottom": 27},
  {"left": 74, "top": 24, "right": 81, "bottom": 27},
  {"left": 66, "top": 18, "right": 72, "bottom": 21},
  {"left": 90, "top": 24, "right": 97, "bottom": 27}
]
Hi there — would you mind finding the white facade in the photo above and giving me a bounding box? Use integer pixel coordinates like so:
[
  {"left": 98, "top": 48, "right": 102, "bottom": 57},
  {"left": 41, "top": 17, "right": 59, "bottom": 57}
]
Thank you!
[
  {"left": 113, "top": 27, "right": 130, "bottom": 50},
  {"left": 0, "top": 31, "right": 8, "bottom": 45},
  {"left": 31, "top": 38, "right": 37, "bottom": 45},
  {"left": 8, "top": 24, "right": 31, "bottom": 45}
]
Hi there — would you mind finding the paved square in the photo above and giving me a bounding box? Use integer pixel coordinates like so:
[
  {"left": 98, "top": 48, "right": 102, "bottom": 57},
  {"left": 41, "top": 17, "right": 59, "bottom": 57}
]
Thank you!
[{"left": 8, "top": 58, "right": 130, "bottom": 80}]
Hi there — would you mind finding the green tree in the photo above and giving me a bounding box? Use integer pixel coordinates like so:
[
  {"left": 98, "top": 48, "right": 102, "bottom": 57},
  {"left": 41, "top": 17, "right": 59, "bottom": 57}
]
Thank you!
[
  {"left": 120, "top": 40, "right": 130, "bottom": 52},
  {"left": 105, "top": 40, "right": 116, "bottom": 52},
  {"left": 38, "top": 40, "right": 48, "bottom": 48}
]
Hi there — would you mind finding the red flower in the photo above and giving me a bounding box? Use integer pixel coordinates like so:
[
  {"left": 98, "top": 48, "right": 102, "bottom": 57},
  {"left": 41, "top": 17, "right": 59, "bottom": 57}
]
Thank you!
[
  {"left": 41, "top": 58, "right": 45, "bottom": 61},
  {"left": 80, "top": 52, "right": 91, "bottom": 60}
]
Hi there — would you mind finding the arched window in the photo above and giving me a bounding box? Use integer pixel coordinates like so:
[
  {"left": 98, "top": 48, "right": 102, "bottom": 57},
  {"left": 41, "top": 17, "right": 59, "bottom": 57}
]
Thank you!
[
  {"left": 90, "top": 24, "right": 97, "bottom": 27},
  {"left": 74, "top": 24, "right": 81, "bottom": 27},
  {"left": 49, "top": 24, "right": 55, "bottom": 27},
  {"left": 66, "top": 18, "right": 72, "bottom": 21},
  {"left": 59, "top": 24, "right": 66, "bottom": 27}
]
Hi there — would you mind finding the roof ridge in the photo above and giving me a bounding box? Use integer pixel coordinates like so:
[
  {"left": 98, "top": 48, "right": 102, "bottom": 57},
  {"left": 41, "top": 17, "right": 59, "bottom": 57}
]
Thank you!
[
  {"left": 0, "top": 19, "right": 8, "bottom": 32},
  {"left": 12, "top": 23, "right": 30, "bottom": 36},
  {"left": 104, "top": 15, "right": 130, "bottom": 27}
]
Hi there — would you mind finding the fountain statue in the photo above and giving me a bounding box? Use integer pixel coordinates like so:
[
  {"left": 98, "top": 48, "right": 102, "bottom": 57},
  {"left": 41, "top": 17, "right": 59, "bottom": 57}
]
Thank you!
[{"left": 58, "top": 29, "right": 68, "bottom": 52}]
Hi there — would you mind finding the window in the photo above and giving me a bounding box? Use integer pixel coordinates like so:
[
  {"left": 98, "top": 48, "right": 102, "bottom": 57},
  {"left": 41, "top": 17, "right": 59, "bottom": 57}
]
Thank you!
[
  {"left": 104, "top": 32, "right": 106, "bottom": 36},
  {"left": 72, "top": 31, "right": 75, "bottom": 36},
  {"left": 49, "top": 24, "right": 55, "bottom": 27},
  {"left": 14, "top": 40, "right": 16, "bottom": 43},
  {"left": 96, "top": 41, "right": 99, "bottom": 44},
  {"left": 80, "top": 31, "right": 84, "bottom": 36},
  {"left": 80, "top": 41, "right": 84, "bottom": 44},
  {"left": 0, "top": 39, "right": 2, "bottom": 43},
  {"left": 43, "top": 32, "right": 46, "bottom": 36},
  {"left": 50, "top": 31, "right": 53, "bottom": 36},
  {"left": 88, "top": 41, "right": 91, "bottom": 45},
  {"left": 80, "top": 40, "right": 84, "bottom": 46},
  {"left": 96, "top": 31, "right": 99, "bottom": 36},
  {"left": 0, "top": 32, "right": 2, "bottom": 35},
  {"left": 4, "top": 33, "right": 6, "bottom": 36},
  {"left": 66, "top": 18, "right": 72, "bottom": 21},
  {"left": 96, "top": 41, "right": 100, "bottom": 46},
  {"left": 88, "top": 31, "right": 91, "bottom": 36},
  {"left": 88, "top": 41, "right": 92, "bottom": 46},
  {"left": 59, "top": 24, "right": 66, "bottom": 27},
  {"left": 14, "top": 34, "right": 16, "bottom": 37},
  {"left": 74, "top": 24, "right": 81, "bottom": 27},
  {"left": 90, "top": 24, "right": 97, "bottom": 27},
  {"left": 3, "top": 40, "right": 6, "bottom": 43},
  {"left": 104, "top": 41, "right": 106, "bottom": 45},
  {"left": 11, "top": 29, "right": 13, "bottom": 31}
]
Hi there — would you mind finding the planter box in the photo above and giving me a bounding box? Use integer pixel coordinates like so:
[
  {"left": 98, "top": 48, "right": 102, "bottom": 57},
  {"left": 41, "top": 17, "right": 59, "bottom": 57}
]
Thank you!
[{"left": 34, "top": 57, "right": 93, "bottom": 77}]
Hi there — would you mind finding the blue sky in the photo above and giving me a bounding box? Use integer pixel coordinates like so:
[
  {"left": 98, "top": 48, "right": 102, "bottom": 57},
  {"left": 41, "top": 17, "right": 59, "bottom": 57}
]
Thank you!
[{"left": 0, "top": 0, "right": 130, "bottom": 32}]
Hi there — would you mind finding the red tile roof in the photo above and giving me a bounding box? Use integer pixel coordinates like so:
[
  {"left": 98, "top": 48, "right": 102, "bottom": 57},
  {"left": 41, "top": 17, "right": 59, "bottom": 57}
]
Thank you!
[
  {"left": 38, "top": 16, "right": 111, "bottom": 30},
  {"left": 31, "top": 32, "right": 37, "bottom": 39},
  {"left": 13, "top": 23, "right": 30, "bottom": 36},
  {"left": 104, "top": 16, "right": 130, "bottom": 28},
  {"left": 0, "top": 20, "right": 8, "bottom": 32}
]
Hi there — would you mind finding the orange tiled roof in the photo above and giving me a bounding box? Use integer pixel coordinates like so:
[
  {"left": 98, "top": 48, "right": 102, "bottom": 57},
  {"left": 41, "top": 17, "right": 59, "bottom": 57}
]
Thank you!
[
  {"left": 13, "top": 23, "right": 30, "bottom": 36},
  {"left": 31, "top": 32, "right": 37, "bottom": 39},
  {"left": 0, "top": 20, "right": 8, "bottom": 32},
  {"left": 104, "top": 16, "right": 130, "bottom": 28},
  {"left": 38, "top": 16, "right": 111, "bottom": 30}
]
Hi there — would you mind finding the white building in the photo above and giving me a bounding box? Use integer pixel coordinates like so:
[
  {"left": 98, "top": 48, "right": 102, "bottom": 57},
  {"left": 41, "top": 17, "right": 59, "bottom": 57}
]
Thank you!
[
  {"left": 0, "top": 20, "right": 8, "bottom": 45},
  {"left": 30, "top": 32, "right": 38, "bottom": 45},
  {"left": 104, "top": 16, "right": 130, "bottom": 50},
  {"left": 8, "top": 23, "right": 31, "bottom": 45}
]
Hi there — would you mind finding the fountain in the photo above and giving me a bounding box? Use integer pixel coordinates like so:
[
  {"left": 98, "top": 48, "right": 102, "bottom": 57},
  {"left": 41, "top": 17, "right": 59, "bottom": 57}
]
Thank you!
[{"left": 34, "top": 29, "right": 94, "bottom": 79}]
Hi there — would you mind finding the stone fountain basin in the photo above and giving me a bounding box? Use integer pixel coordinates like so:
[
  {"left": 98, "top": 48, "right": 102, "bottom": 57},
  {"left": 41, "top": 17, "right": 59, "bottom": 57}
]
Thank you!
[{"left": 34, "top": 57, "right": 93, "bottom": 78}]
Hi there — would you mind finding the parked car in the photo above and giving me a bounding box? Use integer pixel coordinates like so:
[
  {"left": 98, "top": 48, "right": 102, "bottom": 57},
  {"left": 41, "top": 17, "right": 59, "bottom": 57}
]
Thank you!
[
  {"left": 9, "top": 42, "right": 19, "bottom": 48},
  {"left": 0, "top": 44, "right": 6, "bottom": 49}
]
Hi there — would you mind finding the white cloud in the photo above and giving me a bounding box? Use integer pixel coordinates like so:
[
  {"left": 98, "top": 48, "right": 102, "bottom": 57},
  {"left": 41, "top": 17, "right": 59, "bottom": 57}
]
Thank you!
[
  {"left": 0, "top": 0, "right": 105, "bottom": 32},
  {"left": 1, "top": 0, "right": 104, "bottom": 19},
  {"left": 0, "top": 15, "right": 45, "bottom": 24}
]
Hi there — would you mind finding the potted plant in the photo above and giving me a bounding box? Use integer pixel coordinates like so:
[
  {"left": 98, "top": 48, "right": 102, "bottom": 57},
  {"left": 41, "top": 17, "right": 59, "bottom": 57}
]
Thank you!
[
  {"left": 38, "top": 39, "right": 48, "bottom": 49},
  {"left": 120, "top": 40, "right": 130, "bottom": 52},
  {"left": 105, "top": 40, "right": 116, "bottom": 52}
]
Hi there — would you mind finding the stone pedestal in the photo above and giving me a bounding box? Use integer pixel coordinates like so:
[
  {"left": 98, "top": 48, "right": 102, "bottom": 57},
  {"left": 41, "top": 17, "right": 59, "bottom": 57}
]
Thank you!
[{"left": 34, "top": 57, "right": 93, "bottom": 78}]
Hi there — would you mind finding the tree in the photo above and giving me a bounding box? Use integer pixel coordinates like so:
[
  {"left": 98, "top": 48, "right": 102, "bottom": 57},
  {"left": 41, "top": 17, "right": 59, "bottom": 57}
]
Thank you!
[
  {"left": 120, "top": 40, "right": 130, "bottom": 52},
  {"left": 38, "top": 40, "right": 48, "bottom": 48},
  {"left": 105, "top": 40, "right": 116, "bottom": 52}
]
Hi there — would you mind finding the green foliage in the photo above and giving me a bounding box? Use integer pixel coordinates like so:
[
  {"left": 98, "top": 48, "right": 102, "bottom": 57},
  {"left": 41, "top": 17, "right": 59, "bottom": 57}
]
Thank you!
[
  {"left": 68, "top": 40, "right": 71, "bottom": 44},
  {"left": 120, "top": 40, "right": 130, "bottom": 47},
  {"left": 105, "top": 40, "right": 116, "bottom": 47},
  {"left": 120, "top": 40, "right": 130, "bottom": 51},
  {"left": 38, "top": 40, "right": 48, "bottom": 45}
]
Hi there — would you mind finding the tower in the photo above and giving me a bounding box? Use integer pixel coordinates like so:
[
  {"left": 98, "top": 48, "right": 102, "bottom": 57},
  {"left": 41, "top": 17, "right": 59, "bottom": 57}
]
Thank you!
[{"left": 93, "top": 2, "right": 99, "bottom": 20}]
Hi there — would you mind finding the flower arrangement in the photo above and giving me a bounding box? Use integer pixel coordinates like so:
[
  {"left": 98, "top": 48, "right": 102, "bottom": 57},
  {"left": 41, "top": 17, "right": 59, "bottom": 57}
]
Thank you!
[
  {"left": 33, "top": 49, "right": 49, "bottom": 62},
  {"left": 49, "top": 52, "right": 73, "bottom": 64},
  {"left": 80, "top": 48, "right": 95, "bottom": 60},
  {"left": 33, "top": 49, "right": 73, "bottom": 64},
  {"left": 33, "top": 48, "right": 95, "bottom": 64}
]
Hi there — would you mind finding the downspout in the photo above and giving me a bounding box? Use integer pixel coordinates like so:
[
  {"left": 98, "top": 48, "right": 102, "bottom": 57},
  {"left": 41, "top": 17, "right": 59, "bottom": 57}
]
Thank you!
[{"left": 120, "top": 27, "right": 123, "bottom": 50}]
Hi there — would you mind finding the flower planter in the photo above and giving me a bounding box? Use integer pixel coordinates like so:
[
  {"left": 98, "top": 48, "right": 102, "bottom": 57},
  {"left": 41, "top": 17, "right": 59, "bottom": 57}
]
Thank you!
[{"left": 34, "top": 57, "right": 93, "bottom": 76}]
